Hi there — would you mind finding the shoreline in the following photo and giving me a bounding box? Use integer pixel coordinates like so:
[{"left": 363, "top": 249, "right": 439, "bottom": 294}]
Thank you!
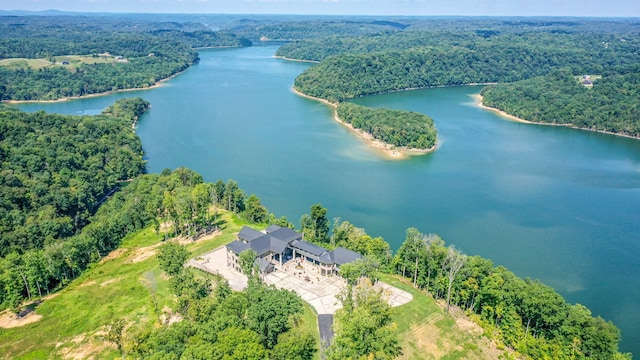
[
  {"left": 273, "top": 55, "right": 320, "bottom": 64},
  {"left": 3, "top": 67, "right": 188, "bottom": 105},
  {"left": 292, "top": 87, "right": 436, "bottom": 160},
  {"left": 474, "top": 94, "right": 640, "bottom": 140}
]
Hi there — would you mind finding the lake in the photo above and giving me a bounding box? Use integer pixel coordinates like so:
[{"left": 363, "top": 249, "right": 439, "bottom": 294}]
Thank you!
[{"left": 17, "top": 45, "right": 640, "bottom": 354}]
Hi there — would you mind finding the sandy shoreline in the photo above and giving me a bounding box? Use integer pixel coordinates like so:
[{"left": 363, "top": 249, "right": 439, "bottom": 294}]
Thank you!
[
  {"left": 473, "top": 94, "right": 570, "bottom": 126},
  {"left": 292, "top": 87, "right": 435, "bottom": 160},
  {"left": 273, "top": 55, "right": 320, "bottom": 64},
  {"left": 474, "top": 94, "right": 640, "bottom": 140},
  {"left": 2, "top": 68, "right": 188, "bottom": 105}
]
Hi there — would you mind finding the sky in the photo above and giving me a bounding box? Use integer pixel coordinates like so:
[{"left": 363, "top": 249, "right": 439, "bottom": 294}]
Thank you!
[{"left": 0, "top": 0, "right": 639, "bottom": 17}]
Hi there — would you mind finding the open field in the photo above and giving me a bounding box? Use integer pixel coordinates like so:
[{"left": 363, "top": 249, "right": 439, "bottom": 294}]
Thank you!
[
  {"left": 0, "top": 58, "right": 53, "bottom": 70},
  {"left": 0, "top": 54, "right": 121, "bottom": 71},
  {"left": 0, "top": 210, "right": 265, "bottom": 359},
  {"left": 378, "top": 273, "right": 507, "bottom": 360}
]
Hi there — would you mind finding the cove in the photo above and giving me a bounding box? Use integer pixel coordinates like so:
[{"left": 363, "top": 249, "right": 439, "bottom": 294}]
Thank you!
[{"left": 16, "top": 45, "right": 640, "bottom": 354}]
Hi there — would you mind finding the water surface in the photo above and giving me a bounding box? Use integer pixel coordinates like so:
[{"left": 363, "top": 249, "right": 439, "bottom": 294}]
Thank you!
[{"left": 18, "top": 46, "right": 640, "bottom": 354}]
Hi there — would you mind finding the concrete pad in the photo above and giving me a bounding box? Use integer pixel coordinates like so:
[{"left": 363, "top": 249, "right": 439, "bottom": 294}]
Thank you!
[{"left": 189, "top": 246, "right": 413, "bottom": 314}]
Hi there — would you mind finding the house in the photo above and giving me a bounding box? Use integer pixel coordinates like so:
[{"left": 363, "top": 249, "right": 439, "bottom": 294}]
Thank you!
[{"left": 226, "top": 225, "right": 362, "bottom": 276}]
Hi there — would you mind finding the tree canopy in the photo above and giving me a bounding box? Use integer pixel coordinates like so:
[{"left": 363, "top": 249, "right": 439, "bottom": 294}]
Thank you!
[
  {"left": 0, "top": 98, "right": 148, "bottom": 256},
  {"left": 0, "top": 15, "right": 251, "bottom": 101}
]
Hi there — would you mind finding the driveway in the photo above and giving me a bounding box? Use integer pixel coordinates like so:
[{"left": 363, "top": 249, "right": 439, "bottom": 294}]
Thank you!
[{"left": 188, "top": 246, "right": 413, "bottom": 315}]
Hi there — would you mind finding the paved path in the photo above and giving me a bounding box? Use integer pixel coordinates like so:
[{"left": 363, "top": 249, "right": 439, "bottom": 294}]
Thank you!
[
  {"left": 187, "top": 247, "right": 248, "bottom": 291},
  {"left": 317, "top": 314, "right": 334, "bottom": 348}
]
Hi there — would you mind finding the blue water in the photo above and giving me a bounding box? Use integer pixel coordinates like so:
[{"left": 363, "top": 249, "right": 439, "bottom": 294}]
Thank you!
[{"left": 17, "top": 46, "right": 640, "bottom": 354}]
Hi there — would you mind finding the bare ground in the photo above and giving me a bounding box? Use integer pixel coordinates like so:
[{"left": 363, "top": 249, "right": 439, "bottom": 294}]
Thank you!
[{"left": 0, "top": 309, "right": 42, "bottom": 329}]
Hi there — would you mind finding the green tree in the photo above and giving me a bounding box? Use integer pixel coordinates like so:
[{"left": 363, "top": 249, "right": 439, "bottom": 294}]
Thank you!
[
  {"left": 328, "top": 278, "right": 401, "bottom": 360},
  {"left": 157, "top": 242, "right": 189, "bottom": 276},
  {"left": 244, "top": 194, "right": 268, "bottom": 224},
  {"left": 210, "top": 327, "right": 268, "bottom": 360},
  {"left": 271, "top": 330, "right": 317, "bottom": 360},
  {"left": 245, "top": 284, "right": 304, "bottom": 349},
  {"left": 301, "top": 203, "right": 329, "bottom": 243},
  {"left": 339, "top": 256, "right": 380, "bottom": 286},
  {"left": 239, "top": 249, "right": 258, "bottom": 277}
]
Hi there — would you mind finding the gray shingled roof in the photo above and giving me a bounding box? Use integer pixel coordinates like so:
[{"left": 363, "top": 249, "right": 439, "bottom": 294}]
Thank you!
[
  {"left": 291, "top": 240, "right": 327, "bottom": 257},
  {"left": 319, "top": 251, "right": 334, "bottom": 264},
  {"left": 330, "top": 247, "right": 363, "bottom": 265},
  {"left": 250, "top": 236, "right": 272, "bottom": 257},
  {"left": 255, "top": 257, "right": 274, "bottom": 273},
  {"left": 229, "top": 226, "right": 363, "bottom": 268},
  {"left": 269, "top": 236, "right": 288, "bottom": 255},
  {"left": 265, "top": 224, "right": 282, "bottom": 233},
  {"left": 238, "top": 226, "right": 264, "bottom": 242},
  {"left": 226, "top": 240, "right": 249, "bottom": 254},
  {"left": 268, "top": 226, "right": 303, "bottom": 243}
]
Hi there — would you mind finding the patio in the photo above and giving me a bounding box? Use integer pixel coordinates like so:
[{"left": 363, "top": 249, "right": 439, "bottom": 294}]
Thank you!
[{"left": 187, "top": 246, "right": 413, "bottom": 315}]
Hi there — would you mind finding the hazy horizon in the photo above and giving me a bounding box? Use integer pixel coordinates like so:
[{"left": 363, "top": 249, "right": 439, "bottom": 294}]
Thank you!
[{"left": 1, "top": 0, "right": 639, "bottom": 17}]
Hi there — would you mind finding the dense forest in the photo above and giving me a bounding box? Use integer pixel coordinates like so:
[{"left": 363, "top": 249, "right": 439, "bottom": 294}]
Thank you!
[
  {"left": 0, "top": 16, "right": 250, "bottom": 101},
  {"left": 390, "top": 228, "right": 628, "bottom": 360},
  {"left": 284, "top": 25, "right": 640, "bottom": 137},
  {"left": 0, "top": 98, "right": 148, "bottom": 257},
  {"left": 337, "top": 102, "right": 437, "bottom": 149},
  {"left": 481, "top": 67, "right": 640, "bottom": 137},
  {"left": 290, "top": 31, "right": 640, "bottom": 102},
  {"left": 232, "top": 19, "right": 407, "bottom": 41},
  {"left": 0, "top": 158, "right": 278, "bottom": 312}
]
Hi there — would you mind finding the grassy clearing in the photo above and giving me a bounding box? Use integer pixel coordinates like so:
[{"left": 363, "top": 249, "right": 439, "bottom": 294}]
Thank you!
[
  {"left": 378, "top": 273, "right": 505, "bottom": 360},
  {"left": 0, "top": 54, "right": 119, "bottom": 71},
  {"left": 0, "top": 210, "right": 266, "bottom": 359},
  {"left": 0, "top": 227, "right": 171, "bottom": 359},
  {"left": 299, "top": 304, "right": 322, "bottom": 360},
  {"left": 0, "top": 58, "right": 53, "bottom": 70}
]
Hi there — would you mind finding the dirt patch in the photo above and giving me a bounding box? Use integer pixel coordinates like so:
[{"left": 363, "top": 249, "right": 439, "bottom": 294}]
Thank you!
[
  {"left": 100, "top": 248, "right": 127, "bottom": 263},
  {"left": 455, "top": 314, "right": 483, "bottom": 336},
  {"left": 100, "top": 278, "right": 120, "bottom": 287},
  {"left": 401, "top": 322, "right": 444, "bottom": 359},
  {"left": 159, "top": 306, "right": 183, "bottom": 325},
  {"left": 128, "top": 243, "right": 162, "bottom": 263},
  {"left": 0, "top": 309, "right": 43, "bottom": 328},
  {"left": 58, "top": 334, "right": 115, "bottom": 360},
  {"left": 78, "top": 280, "right": 97, "bottom": 288}
]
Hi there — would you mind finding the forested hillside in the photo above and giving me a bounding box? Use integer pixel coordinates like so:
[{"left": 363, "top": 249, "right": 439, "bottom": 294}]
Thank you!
[
  {"left": 0, "top": 98, "right": 148, "bottom": 257},
  {"left": 232, "top": 19, "right": 407, "bottom": 41},
  {"left": 481, "top": 67, "right": 640, "bottom": 137},
  {"left": 285, "top": 25, "right": 640, "bottom": 137},
  {"left": 0, "top": 16, "right": 249, "bottom": 101},
  {"left": 391, "top": 228, "right": 628, "bottom": 360},
  {"left": 291, "top": 32, "right": 640, "bottom": 102}
]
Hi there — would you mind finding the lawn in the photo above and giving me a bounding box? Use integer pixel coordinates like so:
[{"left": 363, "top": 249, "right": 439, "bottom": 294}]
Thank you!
[
  {"left": 0, "top": 54, "right": 119, "bottom": 71},
  {"left": 0, "top": 58, "right": 53, "bottom": 70},
  {"left": 0, "top": 210, "right": 297, "bottom": 359},
  {"left": 378, "top": 273, "right": 505, "bottom": 360}
]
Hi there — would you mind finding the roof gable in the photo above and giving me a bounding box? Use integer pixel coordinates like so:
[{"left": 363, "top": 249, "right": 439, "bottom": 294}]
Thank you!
[
  {"left": 291, "top": 240, "right": 327, "bottom": 257},
  {"left": 268, "top": 226, "right": 303, "bottom": 243},
  {"left": 330, "top": 247, "right": 363, "bottom": 265},
  {"left": 238, "top": 226, "right": 264, "bottom": 242}
]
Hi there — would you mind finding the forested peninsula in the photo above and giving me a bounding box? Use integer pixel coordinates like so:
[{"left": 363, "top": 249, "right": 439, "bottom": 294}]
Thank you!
[
  {"left": 0, "top": 16, "right": 250, "bottom": 101},
  {"left": 283, "top": 25, "right": 640, "bottom": 139}
]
